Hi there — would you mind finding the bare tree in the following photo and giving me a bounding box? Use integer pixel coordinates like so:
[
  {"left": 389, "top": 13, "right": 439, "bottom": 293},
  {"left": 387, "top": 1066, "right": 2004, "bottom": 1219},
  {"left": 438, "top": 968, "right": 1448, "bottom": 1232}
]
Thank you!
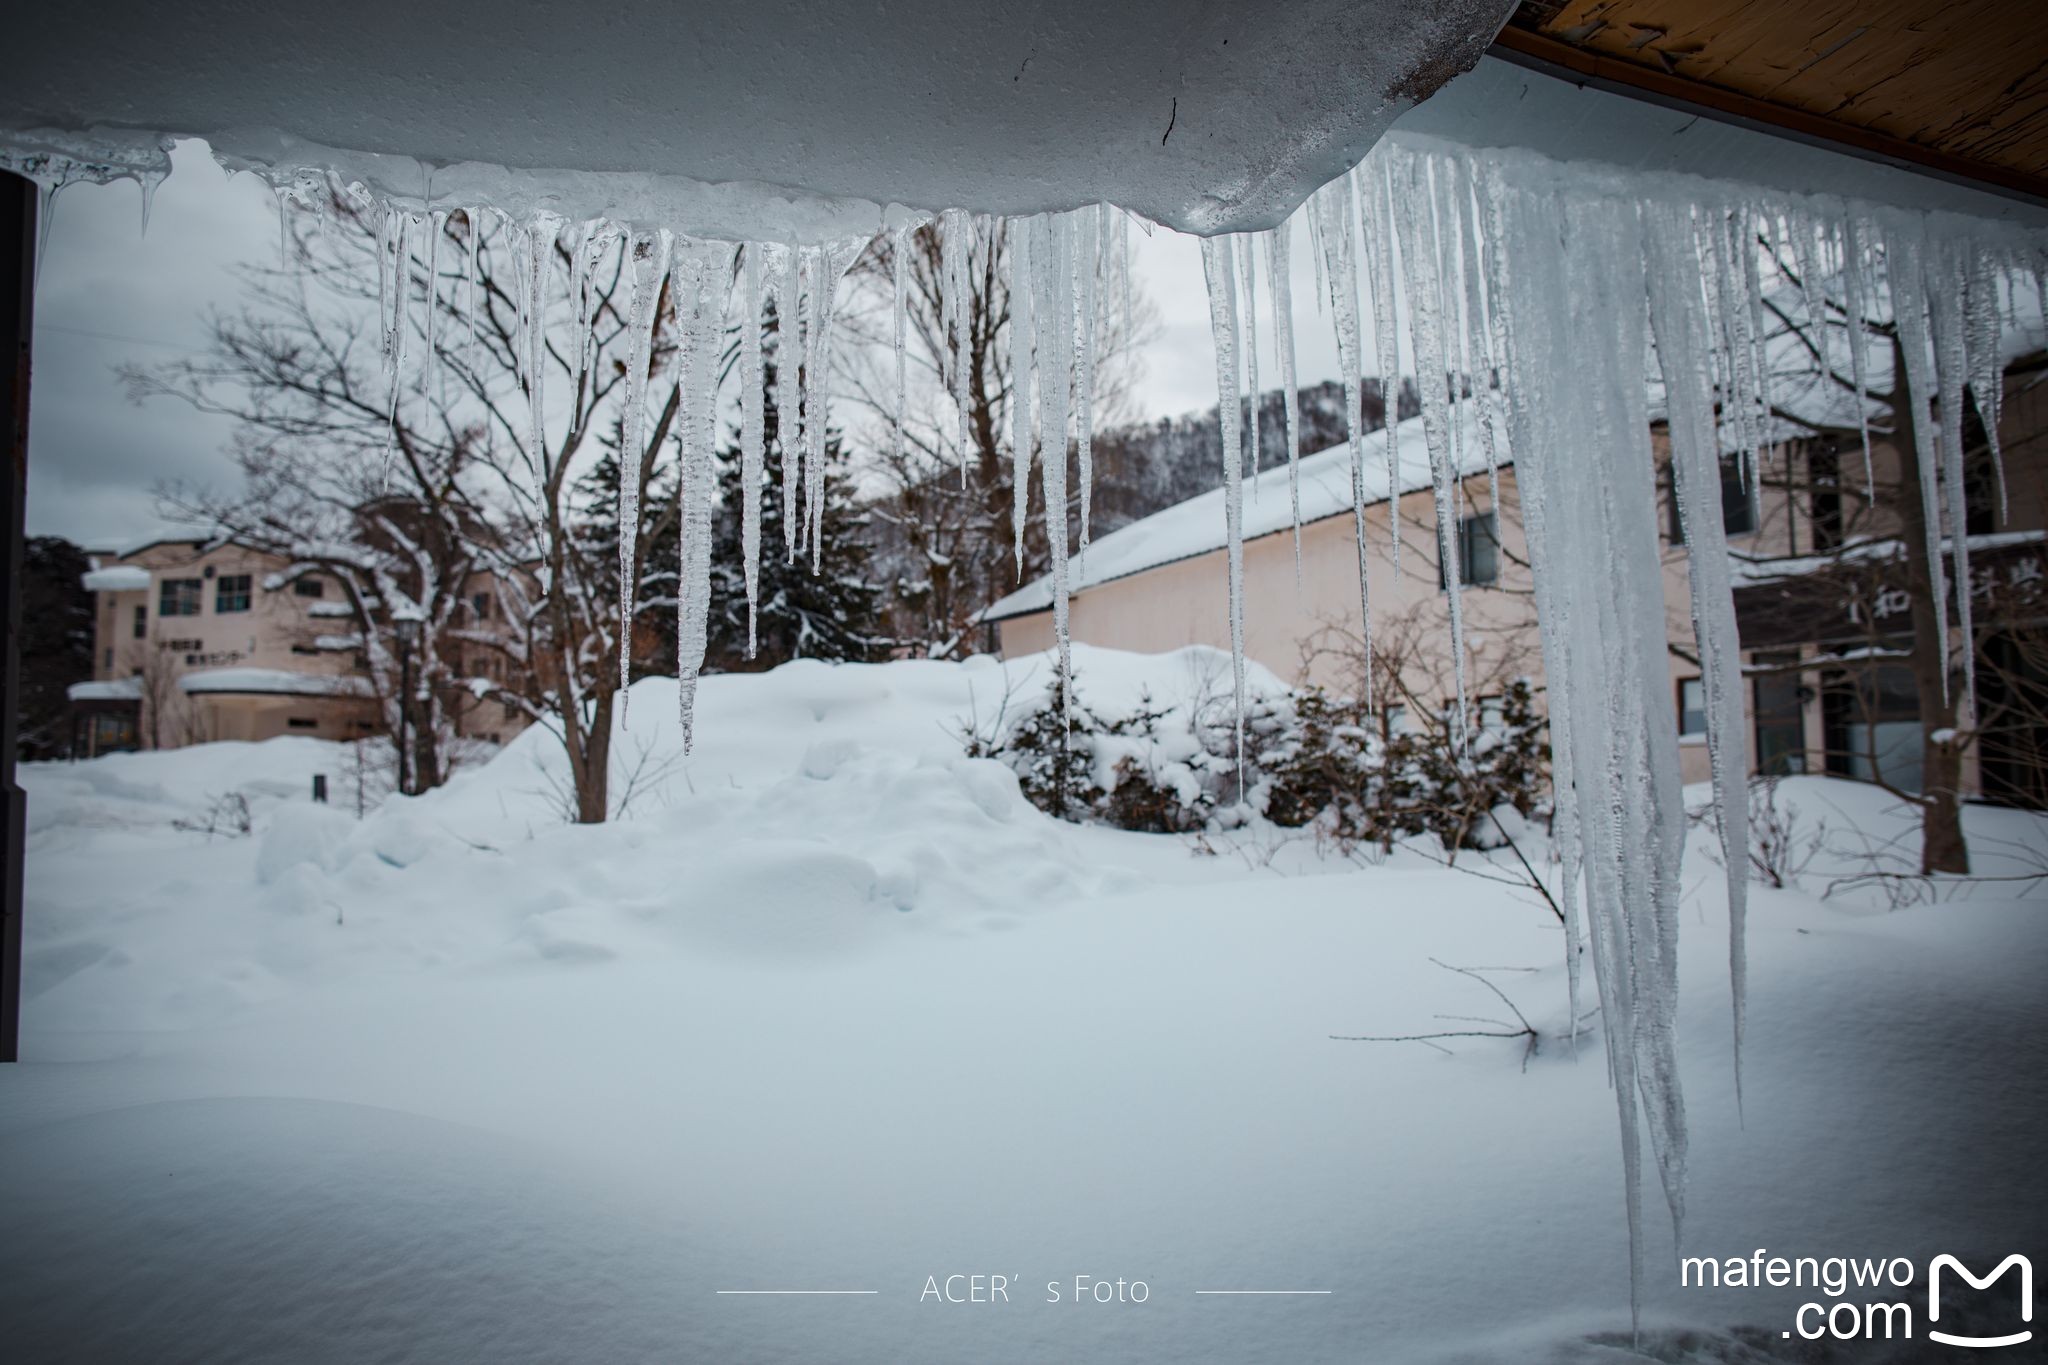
[
  {"left": 836, "top": 216, "right": 1155, "bottom": 655},
  {"left": 132, "top": 189, "right": 701, "bottom": 820}
]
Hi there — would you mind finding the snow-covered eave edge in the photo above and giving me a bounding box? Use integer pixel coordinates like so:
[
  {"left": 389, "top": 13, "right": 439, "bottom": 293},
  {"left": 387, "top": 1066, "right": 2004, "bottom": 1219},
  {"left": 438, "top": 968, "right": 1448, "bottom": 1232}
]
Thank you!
[{"left": 980, "top": 409, "right": 1512, "bottom": 624}]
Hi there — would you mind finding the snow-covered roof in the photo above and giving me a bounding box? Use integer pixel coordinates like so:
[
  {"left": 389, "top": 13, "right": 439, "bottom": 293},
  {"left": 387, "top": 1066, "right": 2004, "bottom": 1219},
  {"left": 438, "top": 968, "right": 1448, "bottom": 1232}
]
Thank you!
[
  {"left": 67, "top": 678, "right": 143, "bottom": 703},
  {"left": 81, "top": 565, "right": 152, "bottom": 592},
  {"left": 982, "top": 403, "right": 1508, "bottom": 622},
  {"left": 177, "top": 668, "right": 373, "bottom": 699},
  {"left": 0, "top": 2, "right": 1505, "bottom": 240}
]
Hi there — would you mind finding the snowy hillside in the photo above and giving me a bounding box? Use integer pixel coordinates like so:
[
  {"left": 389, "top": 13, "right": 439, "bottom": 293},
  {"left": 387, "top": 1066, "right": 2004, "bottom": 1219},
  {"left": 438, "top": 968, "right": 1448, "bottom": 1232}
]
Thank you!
[{"left": 4, "top": 649, "right": 2045, "bottom": 1363}]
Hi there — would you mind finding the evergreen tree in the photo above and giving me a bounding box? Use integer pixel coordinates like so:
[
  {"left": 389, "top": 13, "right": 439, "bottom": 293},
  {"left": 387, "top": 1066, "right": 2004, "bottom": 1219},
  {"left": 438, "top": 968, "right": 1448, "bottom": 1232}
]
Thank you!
[{"left": 706, "top": 359, "right": 891, "bottom": 671}]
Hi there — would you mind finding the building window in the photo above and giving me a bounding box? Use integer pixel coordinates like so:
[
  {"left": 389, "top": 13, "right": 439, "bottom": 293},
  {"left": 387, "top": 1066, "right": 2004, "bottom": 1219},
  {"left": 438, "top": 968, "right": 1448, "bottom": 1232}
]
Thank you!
[
  {"left": 1823, "top": 665, "right": 1921, "bottom": 793},
  {"left": 215, "top": 574, "right": 252, "bottom": 613},
  {"left": 1807, "top": 444, "right": 1843, "bottom": 553},
  {"left": 1383, "top": 704, "right": 1411, "bottom": 738},
  {"left": 286, "top": 717, "right": 318, "bottom": 730},
  {"left": 294, "top": 576, "right": 326, "bottom": 598},
  {"left": 471, "top": 592, "right": 494, "bottom": 622},
  {"left": 103, "top": 646, "right": 113, "bottom": 669},
  {"left": 291, "top": 644, "right": 321, "bottom": 656},
  {"left": 132, "top": 604, "right": 147, "bottom": 639},
  {"left": 1476, "top": 695, "right": 1506, "bottom": 735},
  {"left": 1752, "top": 650, "right": 1807, "bottom": 777},
  {"left": 1440, "top": 511, "right": 1499, "bottom": 588},
  {"left": 159, "top": 578, "right": 202, "bottom": 617},
  {"left": 1677, "top": 677, "right": 1707, "bottom": 739},
  {"left": 1669, "top": 455, "right": 1759, "bottom": 543}
]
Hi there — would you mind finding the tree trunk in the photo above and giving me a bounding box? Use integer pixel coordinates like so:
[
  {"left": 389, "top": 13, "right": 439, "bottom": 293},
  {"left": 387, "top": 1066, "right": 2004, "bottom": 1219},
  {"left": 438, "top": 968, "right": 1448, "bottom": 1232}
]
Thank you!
[
  {"left": 1889, "top": 345, "right": 1970, "bottom": 875},
  {"left": 576, "top": 693, "right": 613, "bottom": 824}
]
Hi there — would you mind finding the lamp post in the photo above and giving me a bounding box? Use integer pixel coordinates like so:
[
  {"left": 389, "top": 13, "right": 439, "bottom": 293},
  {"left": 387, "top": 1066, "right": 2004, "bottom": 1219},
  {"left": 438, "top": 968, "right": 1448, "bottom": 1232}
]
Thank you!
[{"left": 394, "top": 615, "right": 422, "bottom": 797}]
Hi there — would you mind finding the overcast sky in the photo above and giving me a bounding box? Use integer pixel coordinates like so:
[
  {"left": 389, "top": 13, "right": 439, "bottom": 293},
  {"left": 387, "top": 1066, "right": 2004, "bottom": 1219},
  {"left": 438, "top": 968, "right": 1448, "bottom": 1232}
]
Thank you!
[{"left": 25, "top": 139, "right": 1354, "bottom": 549}]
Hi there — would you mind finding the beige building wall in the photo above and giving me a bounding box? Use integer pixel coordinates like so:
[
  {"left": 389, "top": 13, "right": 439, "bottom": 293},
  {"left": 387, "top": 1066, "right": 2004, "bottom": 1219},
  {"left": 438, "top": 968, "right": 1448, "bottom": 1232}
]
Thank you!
[{"left": 998, "top": 368, "right": 2048, "bottom": 799}]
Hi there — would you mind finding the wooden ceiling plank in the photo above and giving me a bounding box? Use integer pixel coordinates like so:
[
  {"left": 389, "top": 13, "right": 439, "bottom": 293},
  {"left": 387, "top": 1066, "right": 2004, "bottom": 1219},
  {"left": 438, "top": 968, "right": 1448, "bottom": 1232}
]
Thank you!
[{"left": 1490, "top": 22, "right": 2048, "bottom": 204}]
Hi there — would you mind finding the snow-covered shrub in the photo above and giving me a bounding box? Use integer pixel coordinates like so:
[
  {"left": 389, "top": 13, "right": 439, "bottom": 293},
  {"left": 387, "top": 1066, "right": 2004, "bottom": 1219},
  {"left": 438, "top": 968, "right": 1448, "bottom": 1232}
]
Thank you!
[
  {"left": 968, "top": 667, "right": 1548, "bottom": 846},
  {"left": 966, "top": 675, "right": 1222, "bottom": 830}
]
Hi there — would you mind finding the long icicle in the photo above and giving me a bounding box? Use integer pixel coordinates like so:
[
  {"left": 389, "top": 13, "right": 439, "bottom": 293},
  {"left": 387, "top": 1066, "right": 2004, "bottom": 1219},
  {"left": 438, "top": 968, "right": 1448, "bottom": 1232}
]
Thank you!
[
  {"left": 1266, "top": 222, "right": 1302, "bottom": 581},
  {"left": 616, "top": 229, "right": 672, "bottom": 724},
  {"left": 777, "top": 246, "right": 805, "bottom": 562},
  {"left": 941, "top": 209, "right": 972, "bottom": 486},
  {"left": 673, "top": 243, "right": 724, "bottom": 752},
  {"left": 1009, "top": 217, "right": 1037, "bottom": 575},
  {"left": 740, "top": 244, "right": 766, "bottom": 658},
  {"left": 1643, "top": 200, "right": 1750, "bottom": 1117},
  {"left": 1199, "top": 235, "right": 1248, "bottom": 790},
  {"left": 1238, "top": 232, "right": 1262, "bottom": 497},
  {"left": 1075, "top": 206, "right": 1101, "bottom": 554},
  {"left": 1316, "top": 179, "right": 1373, "bottom": 712}
]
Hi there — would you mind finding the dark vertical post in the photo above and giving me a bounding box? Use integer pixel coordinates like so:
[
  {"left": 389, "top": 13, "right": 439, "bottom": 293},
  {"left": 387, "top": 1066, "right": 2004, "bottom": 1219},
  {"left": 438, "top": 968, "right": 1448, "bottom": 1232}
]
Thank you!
[{"left": 1, "top": 172, "right": 35, "bottom": 1063}]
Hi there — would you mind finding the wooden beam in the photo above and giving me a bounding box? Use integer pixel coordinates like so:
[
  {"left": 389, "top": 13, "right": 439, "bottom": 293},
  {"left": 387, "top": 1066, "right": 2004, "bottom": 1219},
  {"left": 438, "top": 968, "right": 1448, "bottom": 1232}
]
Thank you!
[{"left": 1491, "top": 26, "right": 2048, "bottom": 208}]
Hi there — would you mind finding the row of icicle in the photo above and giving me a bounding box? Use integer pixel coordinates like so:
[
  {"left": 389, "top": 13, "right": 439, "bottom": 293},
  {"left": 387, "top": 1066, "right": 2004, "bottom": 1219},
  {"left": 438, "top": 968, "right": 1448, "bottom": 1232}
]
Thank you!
[{"left": 1221, "top": 137, "right": 2046, "bottom": 1334}]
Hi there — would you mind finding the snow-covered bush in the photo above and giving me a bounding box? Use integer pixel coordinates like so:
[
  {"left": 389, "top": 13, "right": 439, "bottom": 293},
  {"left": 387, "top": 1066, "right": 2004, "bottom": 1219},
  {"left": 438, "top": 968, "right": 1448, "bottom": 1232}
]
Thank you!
[{"left": 969, "top": 668, "right": 1548, "bottom": 845}]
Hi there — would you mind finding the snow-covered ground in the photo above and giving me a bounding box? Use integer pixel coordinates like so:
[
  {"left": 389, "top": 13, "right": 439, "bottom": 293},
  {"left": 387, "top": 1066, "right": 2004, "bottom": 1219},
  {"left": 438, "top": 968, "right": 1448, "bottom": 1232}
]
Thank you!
[{"left": 4, "top": 646, "right": 2045, "bottom": 1363}]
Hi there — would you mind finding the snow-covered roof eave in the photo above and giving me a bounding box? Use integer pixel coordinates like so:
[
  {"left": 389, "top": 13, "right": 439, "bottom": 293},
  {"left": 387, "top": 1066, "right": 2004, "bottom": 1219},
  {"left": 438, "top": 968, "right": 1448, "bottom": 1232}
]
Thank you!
[
  {"left": 177, "top": 667, "right": 373, "bottom": 699},
  {"left": 67, "top": 678, "right": 143, "bottom": 703},
  {"left": 81, "top": 565, "right": 152, "bottom": 592},
  {"left": 0, "top": 1, "right": 1515, "bottom": 241},
  {"left": 980, "top": 404, "right": 1511, "bottom": 623}
]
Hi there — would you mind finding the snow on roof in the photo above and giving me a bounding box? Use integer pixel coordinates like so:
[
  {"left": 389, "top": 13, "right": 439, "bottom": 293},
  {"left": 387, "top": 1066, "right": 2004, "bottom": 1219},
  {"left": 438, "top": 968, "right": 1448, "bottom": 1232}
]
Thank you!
[
  {"left": 81, "top": 565, "right": 152, "bottom": 592},
  {"left": 67, "top": 677, "right": 143, "bottom": 702},
  {"left": 981, "top": 403, "right": 1507, "bottom": 622},
  {"left": 0, "top": 3, "right": 1503, "bottom": 240},
  {"left": 177, "top": 668, "right": 373, "bottom": 699}
]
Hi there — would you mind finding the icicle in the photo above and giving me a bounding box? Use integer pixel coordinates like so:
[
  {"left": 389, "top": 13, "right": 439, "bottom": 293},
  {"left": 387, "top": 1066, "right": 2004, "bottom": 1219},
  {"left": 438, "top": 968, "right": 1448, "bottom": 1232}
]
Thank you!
[
  {"left": 777, "top": 246, "right": 805, "bottom": 561},
  {"left": 421, "top": 210, "right": 444, "bottom": 399},
  {"left": 1883, "top": 219, "right": 1954, "bottom": 705},
  {"left": 571, "top": 222, "right": 620, "bottom": 401},
  {"left": 523, "top": 213, "right": 562, "bottom": 508},
  {"left": 672, "top": 242, "right": 725, "bottom": 752},
  {"left": 1841, "top": 216, "right": 1878, "bottom": 499},
  {"left": 1119, "top": 208, "right": 1132, "bottom": 351},
  {"left": 1390, "top": 151, "right": 1468, "bottom": 743},
  {"left": 1075, "top": 206, "right": 1102, "bottom": 553},
  {"left": 138, "top": 164, "right": 165, "bottom": 237},
  {"left": 741, "top": 245, "right": 766, "bottom": 658},
  {"left": 940, "top": 209, "right": 972, "bottom": 483},
  {"left": 1307, "top": 190, "right": 1327, "bottom": 316},
  {"left": 1199, "top": 235, "right": 1248, "bottom": 785},
  {"left": 1238, "top": 233, "right": 1261, "bottom": 494},
  {"left": 1788, "top": 209, "right": 1833, "bottom": 405},
  {"left": 616, "top": 229, "right": 672, "bottom": 722},
  {"left": 1926, "top": 236, "right": 1978, "bottom": 708},
  {"left": 1451, "top": 161, "right": 1501, "bottom": 501},
  {"left": 1314, "top": 178, "right": 1373, "bottom": 705},
  {"left": 1643, "top": 199, "right": 1750, "bottom": 1116},
  {"left": 800, "top": 237, "right": 863, "bottom": 571},
  {"left": 381, "top": 209, "right": 410, "bottom": 487},
  {"left": 1370, "top": 158, "right": 1405, "bottom": 583},
  {"left": 891, "top": 223, "right": 909, "bottom": 466},
  {"left": 1039, "top": 213, "right": 1077, "bottom": 725},
  {"left": 1008, "top": 216, "right": 1037, "bottom": 575},
  {"left": 1266, "top": 222, "right": 1303, "bottom": 580},
  {"left": 464, "top": 210, "right": 481, "bottom": 369},
  {"left": 1962, "top": 245, "right": 2009, "bottom": 519},
  {"left": 1493, "top": 177, "right": 1688, "bottom": 1333}
]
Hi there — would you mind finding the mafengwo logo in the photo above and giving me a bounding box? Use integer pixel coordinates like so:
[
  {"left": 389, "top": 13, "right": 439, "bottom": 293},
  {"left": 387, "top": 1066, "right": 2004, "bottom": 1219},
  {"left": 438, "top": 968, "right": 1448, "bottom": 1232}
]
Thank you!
[
  {"left": 1928, "top": 1254, "right": 2033, "bottom": 1349},
  {"left": 1683, "top": 1250, "right": 2033, "bottom": 1346}
]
